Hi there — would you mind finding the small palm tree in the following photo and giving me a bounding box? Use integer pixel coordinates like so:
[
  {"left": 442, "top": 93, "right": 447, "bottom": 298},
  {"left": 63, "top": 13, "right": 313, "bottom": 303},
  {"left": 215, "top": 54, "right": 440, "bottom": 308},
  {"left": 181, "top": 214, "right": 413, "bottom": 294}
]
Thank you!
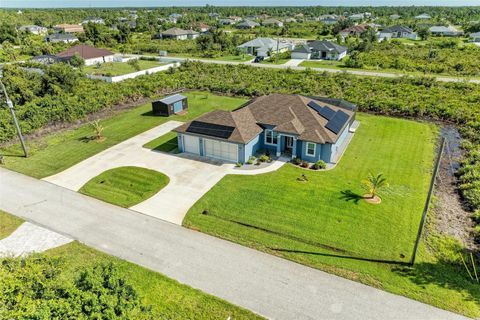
[
  {"left": 90, "top": 120, "right": 104, "bottom": 140},
  {"left": 362, "top": 172, "right": 388, "bottom": 199}
]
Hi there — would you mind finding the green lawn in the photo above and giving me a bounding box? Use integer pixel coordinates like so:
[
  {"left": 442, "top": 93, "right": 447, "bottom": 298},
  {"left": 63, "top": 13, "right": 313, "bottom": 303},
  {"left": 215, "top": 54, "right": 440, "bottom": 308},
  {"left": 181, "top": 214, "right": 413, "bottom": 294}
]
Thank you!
[
  {"left": 1, "top": 91, "right": 247, "bottom": 179},
  {"left": 183, "top": 114, "right": 480, "bottom": 317},
  {"left": 0, "top": 210, "right": 23, "bottom": 239},
  {"left": 143, "top": 131, "right": 179, "bottom": 153},
  {"left": 260, "top": 58, "right": 290, "bottom": 65},
  {"left": 169, "top": 53, "right": 252, "bottom": 62},
  {"left": 84, "top": 60, "right": 164, "bottom": 76},
  {"left": 79, "top": 166, "right": 169, "bottom": 207}
]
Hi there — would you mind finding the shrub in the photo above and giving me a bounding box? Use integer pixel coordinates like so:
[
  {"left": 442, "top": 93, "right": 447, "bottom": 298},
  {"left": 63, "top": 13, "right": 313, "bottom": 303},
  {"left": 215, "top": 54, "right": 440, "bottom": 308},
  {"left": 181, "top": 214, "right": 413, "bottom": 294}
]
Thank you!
[
  {"left": 293, "top": 157, "right": 302, "bottom": 165},
  {"left": 300, "top": 160, "right": 309, "bottom": 168},
  {"left": 312, "top": 160, "right": 327, "bottom": 170},
  {"left": 259, "top": 154, "right": 270, "bottom": 162},
  {"left": 235, "top": 162, "right": 242, "bottom": 167}
]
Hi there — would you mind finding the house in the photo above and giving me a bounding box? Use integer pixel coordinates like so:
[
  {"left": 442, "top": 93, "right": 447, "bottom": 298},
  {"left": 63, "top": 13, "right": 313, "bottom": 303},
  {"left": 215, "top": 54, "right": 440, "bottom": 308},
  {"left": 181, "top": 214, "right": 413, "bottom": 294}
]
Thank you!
[
  {"left": 319, "top": 14, "right": 338, "bottom": 25},
  {"left": 415, "top": 13, "right": 432, "bottom": 20},
  {"left": 429, "top": 26, "right": 464, "bottom": 37},
  {"left": 152, "top": 94, "right": 188, "bottom": 116},
  {"left": 56, "top": 44, "right": 115, "bottom": 66},
  {"left": 390, "top": 14, "right": 401, "bottom": 20},
  {"left": 262, "top": 18, "right": 284, "bottom": 27},
  {"left": 208, "top": 13, "right": 220, "bottom": 18},
  {"left": 45, "top": 33, "right": 79, "bottom": 44},
  {"left": 159, "top": 28, "right": 199, "bottom": 40},
  {"left": 379, "top": 25, "right": 418, "bottom": 40},
  {"left": 470, "top": 32, "right": 480, "bottom": 43},
  {"left": 219, "top": 19, "right": 236, "bottom": 25},
  {"left": 236, "top": 20, "right": 260, "bottom": 29},
  {"left": 291, "top": 40, "right": 347, "bottom": 60},
  {"left": 173, "top": 94, "right": 357, "bottom": 164},
  {"left": 53, "top": 24, "right": 84, "bottom": 33},
  {"left": 192, "top": 22, "right": 210, "bottom": 33},
  {"left": 285, "top": 18, "right": 297, "bottom": 23},
  {"left": 168, "top": 13, "right": 183, "bottom": 23},
  {"left": 339, "top": 24, "right": 369, "bottom": 38},
  {"left": 237, "top": 38, "right": 293, "bottom": 57},
  {"left": 349, "top": 13, "right": 365, "bottom": 21},
  {"left": 30, "top": 54, "right": 62, "bottom": 65},
  {"left": 81, "top": 17, "right": 105, "bottom": 25},
  {"left": 229, "top": 16, "right": 243, "bottom": 22},
  {"left": 19, "top": 25, "right": 48, "bottom": 35}
]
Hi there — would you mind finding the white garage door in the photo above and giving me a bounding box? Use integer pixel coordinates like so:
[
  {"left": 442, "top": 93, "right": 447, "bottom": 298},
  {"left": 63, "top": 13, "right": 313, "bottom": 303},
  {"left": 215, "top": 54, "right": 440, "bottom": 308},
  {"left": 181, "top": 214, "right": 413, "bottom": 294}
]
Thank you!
[
  {"left": 204, "top": 139, "right": 238, "bottom": 162},
  {"left": 183, "top": 135, "right": 200, "bottom": 155}
]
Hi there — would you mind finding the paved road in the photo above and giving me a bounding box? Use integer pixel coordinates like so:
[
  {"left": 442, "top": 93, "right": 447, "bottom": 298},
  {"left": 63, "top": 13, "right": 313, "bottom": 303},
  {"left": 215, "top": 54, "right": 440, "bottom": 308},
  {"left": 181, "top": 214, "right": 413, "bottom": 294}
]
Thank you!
[
  {"left": 158, "top": 56, "right": 480, "bottom": 84},
  {"left": 0, "top": 168, "right": 468, "bottom": 320}
]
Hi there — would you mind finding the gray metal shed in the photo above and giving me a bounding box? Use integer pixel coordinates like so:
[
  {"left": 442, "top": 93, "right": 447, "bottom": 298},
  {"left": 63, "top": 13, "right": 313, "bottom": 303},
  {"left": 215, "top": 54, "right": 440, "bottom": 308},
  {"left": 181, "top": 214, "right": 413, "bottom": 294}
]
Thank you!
[{"left": 152, "top": 94, "right": 188, "bottom": 116}]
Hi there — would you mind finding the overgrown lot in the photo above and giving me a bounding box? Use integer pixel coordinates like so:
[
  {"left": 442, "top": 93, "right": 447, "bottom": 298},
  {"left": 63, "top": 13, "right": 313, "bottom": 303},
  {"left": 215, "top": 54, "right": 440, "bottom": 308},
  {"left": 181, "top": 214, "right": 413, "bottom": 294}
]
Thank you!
[{"left": 184, "top": 114, "right": 436, "bottom": 262}]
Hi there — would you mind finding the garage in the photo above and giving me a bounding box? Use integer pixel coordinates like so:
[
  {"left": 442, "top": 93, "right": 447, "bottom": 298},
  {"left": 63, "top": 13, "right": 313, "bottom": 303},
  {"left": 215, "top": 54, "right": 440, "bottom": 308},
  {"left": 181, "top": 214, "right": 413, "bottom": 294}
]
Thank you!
[
  {"left": 183, "top": 135, "right": 200, "bottom": 155},
  {"left": 204, "top": 139, "right": 238, "bottom": 162}
]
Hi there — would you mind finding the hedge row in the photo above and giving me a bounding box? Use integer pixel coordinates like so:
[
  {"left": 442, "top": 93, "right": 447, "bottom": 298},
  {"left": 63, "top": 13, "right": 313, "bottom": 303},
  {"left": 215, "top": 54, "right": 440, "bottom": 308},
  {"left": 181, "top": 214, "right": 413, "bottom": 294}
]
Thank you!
[{"left": 1, "top": 62, "right": 479, "bottom": 212}]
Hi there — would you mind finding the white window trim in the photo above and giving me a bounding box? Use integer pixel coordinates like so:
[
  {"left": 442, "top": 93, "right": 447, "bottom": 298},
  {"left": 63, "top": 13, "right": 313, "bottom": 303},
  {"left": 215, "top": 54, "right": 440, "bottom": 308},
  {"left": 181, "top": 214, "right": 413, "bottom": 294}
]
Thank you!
[
  {"left": 305, "top": 142, "right": 316, "bottom": 157},
  {"left": 264, "top": 129, "right": 278, "bottom": 146}
]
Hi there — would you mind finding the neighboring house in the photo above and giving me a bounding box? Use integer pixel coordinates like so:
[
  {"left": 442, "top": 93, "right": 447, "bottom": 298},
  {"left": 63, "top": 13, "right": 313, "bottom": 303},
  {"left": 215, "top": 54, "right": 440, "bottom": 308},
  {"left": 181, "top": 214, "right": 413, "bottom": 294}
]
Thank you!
[
  {"left": 173, "top": 94, "right": 357, "bottom": 164},
  {"left": 319, "top": 14, "right": 338, "bottom": 25},
  {"left": 30, "top": 54, "right": 62, "bottom": 65},
  {"left": 470, "top": 32, "right": 480, "bottom": 43},
  {"left": 379, "top": 25, "right": 418, "bottom": 40},
  {"left": 339, "top": 24, "right": 369, "bottom": 38},
  {"left": 429, "top": 25, "right": 464, "bottom": 37},
  {"left": 168, "top": 13, "right": 182, "bottom": 23},
  {"left": 209, "top": 12, "right": 220, "bottom": 18},
  {"left": 390, "top": 14, "right": 401, "bottom": 20},
  {"left": 159, "top": 28, "right": 199, "bottom": 40},
  {"left": 237, "top": 37, "right": 293, "bottom": 57},
  {"left": 229, "top": 16, "right": 243, "bottom": 22},
  {"left": 152, "top": 94, "right": 188, "bottom": 116},
  {"left": 53, "top": 24, "right": 84, "bottom": 33},
  {"left": 415, "top": 13, "right": 432, "bottom": 20},
  {"left": 291, "top": 40, "right": 347, "bottom": 60},
  {"left": 262, "top": 18, "right": 284, "bottom": 27},
  {"left": 82, "top": 17, "right": 105, "bottom": 25},
  {"left": 19, "top": 25, "right": 48, "bottom": 35},
  {"left": 236, "top": 20, "right": 260, "bottom": 29},
  {"left": 219, "top": 18, "right": 236, "bottom": 25},
  {"left": 45, "top": 33, "right": 79, "bottom": 43},
  {"left": 56, "top": 44, "right": 115, "bottom": 66},
  {"left": 192, "top": 22, "right": 210, "bottom": 33},
  {"left": 349, "top": 13, "right": 365, "bottom": 21},
  {"left": 285, "top": 18, "right": 297, "bottom": 23}
]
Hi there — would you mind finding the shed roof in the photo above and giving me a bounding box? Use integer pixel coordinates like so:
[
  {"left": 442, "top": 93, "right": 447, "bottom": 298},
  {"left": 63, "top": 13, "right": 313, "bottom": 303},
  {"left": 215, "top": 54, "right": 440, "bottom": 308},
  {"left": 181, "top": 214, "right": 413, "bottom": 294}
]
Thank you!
[
  {"left": 56, "top": 44, "right": 113, "bottom": 59},
  {"left": 158, "top": 94, "right": 187, "bottom": 105}
]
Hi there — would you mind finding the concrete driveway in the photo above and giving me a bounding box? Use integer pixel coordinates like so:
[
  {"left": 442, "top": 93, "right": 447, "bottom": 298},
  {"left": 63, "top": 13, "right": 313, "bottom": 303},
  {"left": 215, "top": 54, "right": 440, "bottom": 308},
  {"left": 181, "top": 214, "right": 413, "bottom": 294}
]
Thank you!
[
  {"left": 44, "top": 121, "right": 287, "bottom": 224},
  {"left": 44, "top": 121, "right": 233, "bottom": 224}
]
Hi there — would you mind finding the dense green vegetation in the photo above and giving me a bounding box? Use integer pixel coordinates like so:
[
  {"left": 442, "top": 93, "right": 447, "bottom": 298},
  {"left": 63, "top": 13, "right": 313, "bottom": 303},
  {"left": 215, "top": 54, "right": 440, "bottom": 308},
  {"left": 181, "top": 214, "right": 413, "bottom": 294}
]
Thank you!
[
  {"left": 80, "top": 166, "right": 169, "bottom": 207},
  {"left": 0, "top": 90, "right": 247, "bottom": 178},
  {"left": 185, "top": 114, "right": 436, "bottom": 262},
  {"left": 0, "top": 210, "right": 23, "bottom": 239}
]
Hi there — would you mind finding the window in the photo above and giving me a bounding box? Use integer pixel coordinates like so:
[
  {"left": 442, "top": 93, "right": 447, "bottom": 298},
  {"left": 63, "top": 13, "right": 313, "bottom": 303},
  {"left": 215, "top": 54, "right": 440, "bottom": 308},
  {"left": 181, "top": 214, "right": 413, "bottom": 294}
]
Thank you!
[
  {"left": 306, "top": 142, "right": 316, "bottom": 156},
  {"left": 265, "top": 129, "right": 278, "bottom": 145}
]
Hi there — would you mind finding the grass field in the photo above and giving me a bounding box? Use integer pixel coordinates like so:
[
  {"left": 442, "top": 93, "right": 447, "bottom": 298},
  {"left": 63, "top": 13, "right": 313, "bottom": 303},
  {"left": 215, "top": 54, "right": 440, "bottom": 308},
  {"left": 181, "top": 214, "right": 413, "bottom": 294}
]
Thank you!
[
  {"left": 0, "top": 211, "right": 23, "bottom": 239},
  {"left": 79, "top": 166, "right": 169, "bottom": 207},
  {"left": 169, "top": 53, "right": 252, "bottom": 62},
  {"left": 143, "top": 131, "right": 179, "bottom": 153},
  {"left": 183, "top": 114, "right": 480, "bottom": 317},
  {"left": 84, "top": 60, "right": 163, "bottom": 76},
  {"left": 1, "top": 91, "right": 247, "bottom": 178}
]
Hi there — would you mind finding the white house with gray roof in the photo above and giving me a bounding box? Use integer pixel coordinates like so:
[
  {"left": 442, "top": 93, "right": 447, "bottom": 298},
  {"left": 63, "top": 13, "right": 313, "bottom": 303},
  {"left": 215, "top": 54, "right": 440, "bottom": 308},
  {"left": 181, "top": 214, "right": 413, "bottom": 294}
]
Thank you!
[
  {"left": 19, "top": 25, "right": 48, "bottom": 35},
  {"left": 159, "top": 27, "right": 199, "bottom": 40},
  {"left": 292, "top": 40, "right": 347, "bottom": 60},
  {"left": 429, "top": 26, "right": 464, "bottom": 37},
  {"left": 470, "top": 32, "right": 480, "bottom": 43},
  {"left": 236, "top": 20, "right": 260, "bottom": 29},
  {"left": 237, "top": 38, "right": 293, "bottom": 57},
  {"left": 379, "top": 25, "right": 418, "bottom": 40}
]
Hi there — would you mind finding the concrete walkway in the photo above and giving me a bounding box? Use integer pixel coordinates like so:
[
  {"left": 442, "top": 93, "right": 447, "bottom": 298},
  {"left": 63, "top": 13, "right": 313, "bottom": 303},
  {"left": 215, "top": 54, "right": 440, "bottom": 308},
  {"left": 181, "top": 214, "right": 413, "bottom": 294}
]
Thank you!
[
  {"left": 230, "top": 156, "right": 289, "bottom": 175},
  {"left": 0, "top": 222, "right": 72, "bottom": 257},
  {"left": 0, "top": 168, "right": 468, "bottom": 320}
]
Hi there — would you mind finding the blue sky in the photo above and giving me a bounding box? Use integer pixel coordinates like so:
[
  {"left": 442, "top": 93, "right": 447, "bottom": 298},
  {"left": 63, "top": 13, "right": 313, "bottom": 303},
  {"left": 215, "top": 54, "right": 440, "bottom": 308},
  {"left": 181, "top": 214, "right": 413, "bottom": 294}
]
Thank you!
[{"left": 1, "top": 0, "right": 480, "bottom": 7}]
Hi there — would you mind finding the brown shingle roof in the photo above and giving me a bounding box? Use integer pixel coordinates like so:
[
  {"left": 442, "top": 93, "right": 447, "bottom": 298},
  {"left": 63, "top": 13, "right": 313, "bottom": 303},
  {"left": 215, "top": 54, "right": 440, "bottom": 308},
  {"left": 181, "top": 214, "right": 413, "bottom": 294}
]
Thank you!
[
  {"left": 56, "top": 44, "right": 113, "bottom": 60},
  {"left": 175, "top": 94, "right": 354, "bottom": 144}
]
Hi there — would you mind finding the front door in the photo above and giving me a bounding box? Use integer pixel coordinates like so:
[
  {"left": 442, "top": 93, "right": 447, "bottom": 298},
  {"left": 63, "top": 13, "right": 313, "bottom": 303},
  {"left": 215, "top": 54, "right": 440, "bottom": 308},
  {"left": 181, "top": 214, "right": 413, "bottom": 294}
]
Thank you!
[{"left": 285, "top": 136, "right": 293, "bottom": 152}]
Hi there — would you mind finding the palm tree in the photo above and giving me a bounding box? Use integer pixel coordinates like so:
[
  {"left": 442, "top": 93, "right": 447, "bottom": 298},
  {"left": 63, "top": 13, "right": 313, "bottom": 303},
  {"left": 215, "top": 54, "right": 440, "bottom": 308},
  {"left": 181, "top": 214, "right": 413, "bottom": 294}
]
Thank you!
[
  {"left": 362, "top": 172, "right": 388, "bottom": 199},
  {"left": 90, "top": 120, "right": 104, "bottom": 141}
]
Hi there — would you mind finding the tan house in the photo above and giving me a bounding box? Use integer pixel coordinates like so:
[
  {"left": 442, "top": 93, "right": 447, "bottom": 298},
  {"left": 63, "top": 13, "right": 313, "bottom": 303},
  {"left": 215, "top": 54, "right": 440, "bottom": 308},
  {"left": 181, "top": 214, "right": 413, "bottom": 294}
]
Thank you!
[{"left": 53, "top": 24, "right": 85, "bottom": 33}]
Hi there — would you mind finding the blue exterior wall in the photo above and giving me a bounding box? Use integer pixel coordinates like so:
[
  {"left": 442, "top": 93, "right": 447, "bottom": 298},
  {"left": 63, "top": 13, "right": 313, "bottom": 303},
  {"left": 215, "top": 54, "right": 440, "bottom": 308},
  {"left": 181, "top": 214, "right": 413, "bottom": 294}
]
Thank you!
[
  {"left": 329, "top": 124, "right": 350, "bottom": 161},
  {"left": 300, "top": 140, "right": 323, "bottom": 162},
  {"left": 177, "top": 133, "right": 184, "bottom": 152},
  {"left": 243, "top": 134, "right": 262, "bottom": 162}
]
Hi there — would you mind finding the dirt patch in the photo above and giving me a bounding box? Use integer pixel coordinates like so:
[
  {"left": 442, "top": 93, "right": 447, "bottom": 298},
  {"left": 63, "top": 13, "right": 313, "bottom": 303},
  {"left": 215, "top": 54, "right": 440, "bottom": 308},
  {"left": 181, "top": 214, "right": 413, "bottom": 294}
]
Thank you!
[
  {"left": 433, "top": 127, "right": 477, "bottom": 250},
  {"left": 363, "top": 194, "right": 382, "bottom": 204}
]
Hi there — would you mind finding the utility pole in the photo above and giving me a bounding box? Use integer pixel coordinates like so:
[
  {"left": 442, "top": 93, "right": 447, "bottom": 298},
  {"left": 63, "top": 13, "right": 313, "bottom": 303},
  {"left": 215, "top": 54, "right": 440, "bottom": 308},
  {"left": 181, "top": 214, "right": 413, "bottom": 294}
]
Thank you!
[
  {"left": 276, "top": 37, "right": 280, "bottom": 64},
  {"left": 0, "top": 70, "right": 28, "bottom": 157}
]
